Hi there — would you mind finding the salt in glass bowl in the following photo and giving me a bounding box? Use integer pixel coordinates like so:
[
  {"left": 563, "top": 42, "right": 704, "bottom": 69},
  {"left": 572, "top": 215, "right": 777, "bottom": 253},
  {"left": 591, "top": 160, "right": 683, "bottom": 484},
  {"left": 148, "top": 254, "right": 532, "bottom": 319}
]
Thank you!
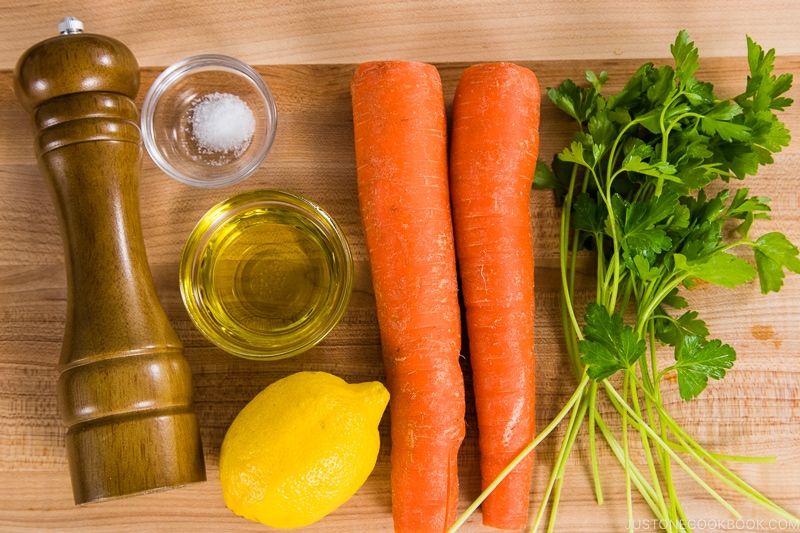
[
  {"left": 141, "top": 55, "right": 277, "bottom": 187},
  {"left": 180, "top": 189, "right": 354, "bottom": 360}
]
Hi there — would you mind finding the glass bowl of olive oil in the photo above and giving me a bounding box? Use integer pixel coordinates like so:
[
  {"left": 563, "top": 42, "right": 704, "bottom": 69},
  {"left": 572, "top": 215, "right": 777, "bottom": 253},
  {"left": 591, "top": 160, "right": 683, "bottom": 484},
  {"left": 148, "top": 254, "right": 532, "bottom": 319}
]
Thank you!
[{"left": 180, "top": 190, "right": 353, "bottom": 360}]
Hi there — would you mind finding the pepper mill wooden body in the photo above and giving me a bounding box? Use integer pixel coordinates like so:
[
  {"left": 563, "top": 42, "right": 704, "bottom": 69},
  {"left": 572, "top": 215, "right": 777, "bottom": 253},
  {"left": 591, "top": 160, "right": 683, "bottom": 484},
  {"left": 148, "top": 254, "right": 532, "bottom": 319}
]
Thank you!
[{"left": 14, "top": 19, "right": 206, "bottom": 504}]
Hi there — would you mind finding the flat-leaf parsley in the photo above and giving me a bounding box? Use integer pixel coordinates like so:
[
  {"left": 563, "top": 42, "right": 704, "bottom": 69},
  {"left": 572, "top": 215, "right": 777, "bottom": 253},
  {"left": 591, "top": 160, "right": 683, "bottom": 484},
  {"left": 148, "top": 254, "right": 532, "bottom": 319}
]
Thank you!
[{"left": 531, "top": 30, "right": 799, "bottom": 533}]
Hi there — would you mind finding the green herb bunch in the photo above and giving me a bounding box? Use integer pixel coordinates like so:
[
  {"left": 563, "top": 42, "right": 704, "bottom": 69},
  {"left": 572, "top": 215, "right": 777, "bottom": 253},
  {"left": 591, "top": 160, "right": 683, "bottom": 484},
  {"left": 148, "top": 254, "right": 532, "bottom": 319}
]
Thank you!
[
  {"left": 449, "top": 30, "right": 799, "bottom": 533},
  {"left": 531, "top": 30, "right": 799, "bottom": 532}
]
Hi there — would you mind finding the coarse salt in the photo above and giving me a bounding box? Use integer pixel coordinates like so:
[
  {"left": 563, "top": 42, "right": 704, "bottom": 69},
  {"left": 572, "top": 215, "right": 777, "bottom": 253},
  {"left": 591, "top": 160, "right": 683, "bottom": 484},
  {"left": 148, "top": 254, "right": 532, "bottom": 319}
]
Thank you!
[{"left": 189, "top": 92, "right": 256, "bottom": 158}]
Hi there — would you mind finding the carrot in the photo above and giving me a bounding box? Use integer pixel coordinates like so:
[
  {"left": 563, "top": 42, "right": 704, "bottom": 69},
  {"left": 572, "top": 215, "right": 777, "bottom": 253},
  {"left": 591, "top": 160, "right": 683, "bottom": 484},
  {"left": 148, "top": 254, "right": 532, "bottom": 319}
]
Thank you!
[
  {"left": 351, "top": 61, "right": 466, "bottom": 533},
  {"left": 449, "top": 62, "right": 541, "bottom": 530}
]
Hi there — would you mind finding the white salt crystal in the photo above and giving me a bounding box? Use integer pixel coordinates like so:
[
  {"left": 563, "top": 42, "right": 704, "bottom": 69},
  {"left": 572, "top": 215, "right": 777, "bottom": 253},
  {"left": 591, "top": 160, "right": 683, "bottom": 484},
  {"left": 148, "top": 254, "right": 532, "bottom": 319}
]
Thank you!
[{"left": 189, "top": 92, "right": 256, "bottom": 157}]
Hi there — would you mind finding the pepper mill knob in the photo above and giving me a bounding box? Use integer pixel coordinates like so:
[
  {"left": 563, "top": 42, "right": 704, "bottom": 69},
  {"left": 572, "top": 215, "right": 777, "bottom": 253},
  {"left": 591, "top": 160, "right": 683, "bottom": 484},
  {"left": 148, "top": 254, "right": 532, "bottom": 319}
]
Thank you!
[
  {"left": 14, "top": 20, "right": 206, "bottom": 504},
  {"left": 58, "top": 16, "right": 84, "bottom": 35}
]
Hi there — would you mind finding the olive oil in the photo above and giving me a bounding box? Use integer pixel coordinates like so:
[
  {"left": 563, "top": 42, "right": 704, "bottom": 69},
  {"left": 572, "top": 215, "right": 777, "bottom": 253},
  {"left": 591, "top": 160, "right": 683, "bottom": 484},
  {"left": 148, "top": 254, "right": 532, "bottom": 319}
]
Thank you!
[{"left": 181, "top": 191, "right": 353, "bottom": 359}]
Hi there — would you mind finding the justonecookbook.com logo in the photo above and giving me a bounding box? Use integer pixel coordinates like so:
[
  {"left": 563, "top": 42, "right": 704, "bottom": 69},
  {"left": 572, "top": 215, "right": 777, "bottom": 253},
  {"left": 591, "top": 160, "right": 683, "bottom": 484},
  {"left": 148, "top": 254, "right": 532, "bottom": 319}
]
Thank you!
[{"left": 629, "top": 518, "right": 800, "bottom": 531}]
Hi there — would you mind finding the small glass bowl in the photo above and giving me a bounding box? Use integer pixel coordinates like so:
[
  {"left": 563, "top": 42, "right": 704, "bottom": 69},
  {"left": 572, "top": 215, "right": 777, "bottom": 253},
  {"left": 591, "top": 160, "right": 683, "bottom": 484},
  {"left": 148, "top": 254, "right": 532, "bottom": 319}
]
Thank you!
[
  {"left": 141, "top": 55, "right": 277, "bottom": 187},
  {"left": 180, "top": 190, "right": 353, "bottom": 360}
]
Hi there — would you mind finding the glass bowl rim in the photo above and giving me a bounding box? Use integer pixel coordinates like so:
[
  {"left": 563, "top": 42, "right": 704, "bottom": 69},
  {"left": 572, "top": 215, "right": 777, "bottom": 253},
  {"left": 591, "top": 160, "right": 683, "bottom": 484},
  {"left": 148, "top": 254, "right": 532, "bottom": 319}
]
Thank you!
[
  {"left": 179, "top": 188, "right": 354, "bottom": 360},
  {"left": 141, "top": 54, "right": 278, "bottom": 188}
]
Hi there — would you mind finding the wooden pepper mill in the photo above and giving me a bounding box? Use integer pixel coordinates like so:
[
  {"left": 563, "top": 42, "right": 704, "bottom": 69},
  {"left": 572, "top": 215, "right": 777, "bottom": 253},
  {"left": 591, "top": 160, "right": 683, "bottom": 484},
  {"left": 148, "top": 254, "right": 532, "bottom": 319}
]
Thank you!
[{"left": 14, "top": 17, "right": 206, "bottom": 504}]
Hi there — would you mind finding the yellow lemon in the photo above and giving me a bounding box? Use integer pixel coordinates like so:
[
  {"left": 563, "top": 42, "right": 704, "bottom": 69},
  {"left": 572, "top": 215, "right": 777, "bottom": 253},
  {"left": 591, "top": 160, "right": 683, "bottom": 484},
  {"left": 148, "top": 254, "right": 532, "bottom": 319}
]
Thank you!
[{"left": 219, "top": 371, "right": 389, "bottom": 529}]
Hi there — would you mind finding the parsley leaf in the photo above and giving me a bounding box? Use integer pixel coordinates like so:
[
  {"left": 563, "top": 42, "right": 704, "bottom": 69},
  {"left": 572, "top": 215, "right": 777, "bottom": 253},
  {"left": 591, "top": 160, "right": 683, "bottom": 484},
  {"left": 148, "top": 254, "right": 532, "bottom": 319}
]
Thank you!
[
  {"left": 559, "top": 141, "right": 596, "bottom": 169},
  {"left": 684, "top": 78, "right": 715, "bottom": 106},
  {"left": 607, "top": 63, "right": 652, "bottom": 111},
  {"left": 700, "top": 102, "right": 751, "bottom": 142},
  {"left": 655, "top": 310, "right": 710, "bottom": 348},
  {"left": 536, "top": 156, "right": 576, "bottom": 206},
  {"left": 548, "top": 78, "right": 601, "bottom": 123},
  {"left": 661, "top": 288, "right": 689, "bottom": 309},
  {"left": 620, "top": 192, "right": 678, "bottom": 255},
  {"left": 572, "top": 192, "right": 607, "bottom": 235},
  {"left": 753, "top": 232, "right": 800, "bottom": 293},
  {"left": 674, "top": 252, "right": 757, "bottom": 288},
  {"left": 586, "top": 69, "right": 609, "bottom": 92},
  {"left": 749, "top": 110, "right": 792, "bottom": 154},
  {"left": 707, "top": 36, "right": 796, "bottom": 181},
  {"left": 673, "top": 335, "right": 736, "bottom": 401},
  {"left": 723, "top": 188, "right": 772, "bottom": 238},
  {"left": 532, "top": 160, "right": 561, "bottom": 191},
  {"left": 677, "top": 190, "right": 730, "bottom": 260},
  {"left": 579, "top": 303, "right": 646, "bottom": 381},
  {"left": 671, "top": 30, "right": 700, "bottom": 89},
  {"left": 588, "top": 110, "right": 617, "bottom": 149},
  {"left": 622, "top": 157, "right": 679, "bottom": 184},
  {"left": 725, "top": 188, "right": 771, "bottom": 219},
  {"left": 741, "top": 36, "right": 795, "bottom": 113},
  {"left": 632, "top": 254, "right": 660, "bottom": 281},
  {"left": 647, "top": 65, "right": 677, "bottom": 106}
]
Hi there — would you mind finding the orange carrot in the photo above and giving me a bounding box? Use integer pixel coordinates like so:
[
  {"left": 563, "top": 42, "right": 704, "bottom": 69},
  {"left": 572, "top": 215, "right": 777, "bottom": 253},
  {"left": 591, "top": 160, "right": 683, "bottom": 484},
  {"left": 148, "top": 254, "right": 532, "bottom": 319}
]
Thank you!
[
  {"left": 351, "top": 61, "right": 466, "bottom": 533},
  {"left": 449, "top": 62, "right": 541, "bottom": 530}
]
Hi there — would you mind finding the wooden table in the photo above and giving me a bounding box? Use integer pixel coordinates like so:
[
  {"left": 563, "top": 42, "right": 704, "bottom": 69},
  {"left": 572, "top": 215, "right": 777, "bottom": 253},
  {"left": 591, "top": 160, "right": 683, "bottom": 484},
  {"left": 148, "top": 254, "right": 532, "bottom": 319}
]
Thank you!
[{"left": 2, "top": 1, "right": 799, "bottom": 531}]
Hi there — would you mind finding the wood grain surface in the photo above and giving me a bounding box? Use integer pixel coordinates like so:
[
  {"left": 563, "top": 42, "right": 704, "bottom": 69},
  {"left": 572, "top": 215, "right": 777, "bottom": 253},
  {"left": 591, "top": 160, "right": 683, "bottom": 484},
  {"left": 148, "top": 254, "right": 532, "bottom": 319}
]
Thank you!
[
  {"left": 3, "top": 1, "right": 800, "bottom": 69},
  {"left": 1, "top": 14, "right": 800, "bottom": 533}
]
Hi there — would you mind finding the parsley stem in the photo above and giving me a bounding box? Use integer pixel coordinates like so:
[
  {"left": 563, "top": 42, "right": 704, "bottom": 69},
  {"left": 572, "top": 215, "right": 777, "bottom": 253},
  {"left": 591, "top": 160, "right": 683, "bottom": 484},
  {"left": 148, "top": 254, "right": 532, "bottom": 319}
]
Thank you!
[
  {"left": 569, "top": 168, "right": 591, "bottom": 303},
  {"left": 636, "top": 275, "right": 688, "bottom": 338},
  {"left": 617, "top": 276, "right": 634, "bottom": 317},
  {"left": 601, "top": 250, "right": 616, "bottom": 297},
  {"left": 622, "top": 373, "right": 634, "bottom": 533},
  {"left": 661, "top": 412, "right": 680, "bottom": 531},
  {"left": 629, "top": 372, "right": 670, "bottom": 520},
  {"left": 655, "top": 90, "right": 686, "bottom": 197},
  {"left": 588, "top": 380, "right": 603, "bottom": 505},
  {"left": 448, "top": 374, "right": 591, "bottom": 533},
  {"left": 676, "top": 499, "right": 692, "bottom": 533},
  {"left": 655, "top": 403, "right": 800, "bottom": 522},
  {"left": 560, "top": 290, "right": 582, "bottom": 380},
  {"left": 546, "top": 471, "right": 567, "bottom": 533},
  {"left": 713, "top": 238, "right": 756, "bottom": 255},
  {"left": 531, "top": 380, "right": 590, "bottom": 533},
  {"left": 594, "top": 411, "right": 668, "bottom": 521},
  {"left": 601, "top": 380, "right": 679, "bottom": 530},
  {"left": 605, "top": 118, "right": 644, "bottom": 187},
  {"left": 560, "top": 290, "right": 582, "bottom": 379},
  {"left": 605, "top": 197, "right": 622, "bottom": 310},
  {"left": 626, "top": 371, "right": 800, "bottom": 522},
  {"left": 596, "top": 234, "right": 605, "bottom": 300},
  {"left": 664, "top": 440, "right": 776, "bottom": 463},
  {"left": 648, "top": 321, "right": 658, "bottom": 394},
  {"left": 602, "top": 380, "right": 742, "bottom": 518},
  {"left": 559, "top": 164, "right": 585, "bottom": 346},
  {"left": 549, "top": 391, "right": 591, "bottom": 533},
  {"left": 559, "top": 162, "right": 585, "bottom": 379}
]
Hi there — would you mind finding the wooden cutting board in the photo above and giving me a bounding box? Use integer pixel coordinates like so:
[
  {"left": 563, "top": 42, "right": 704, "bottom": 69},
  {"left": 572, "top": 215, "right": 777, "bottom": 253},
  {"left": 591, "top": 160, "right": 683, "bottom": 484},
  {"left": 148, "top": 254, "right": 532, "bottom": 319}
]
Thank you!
[{"left": 1, "top": 59, "right": 798, "bottom": 532}]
